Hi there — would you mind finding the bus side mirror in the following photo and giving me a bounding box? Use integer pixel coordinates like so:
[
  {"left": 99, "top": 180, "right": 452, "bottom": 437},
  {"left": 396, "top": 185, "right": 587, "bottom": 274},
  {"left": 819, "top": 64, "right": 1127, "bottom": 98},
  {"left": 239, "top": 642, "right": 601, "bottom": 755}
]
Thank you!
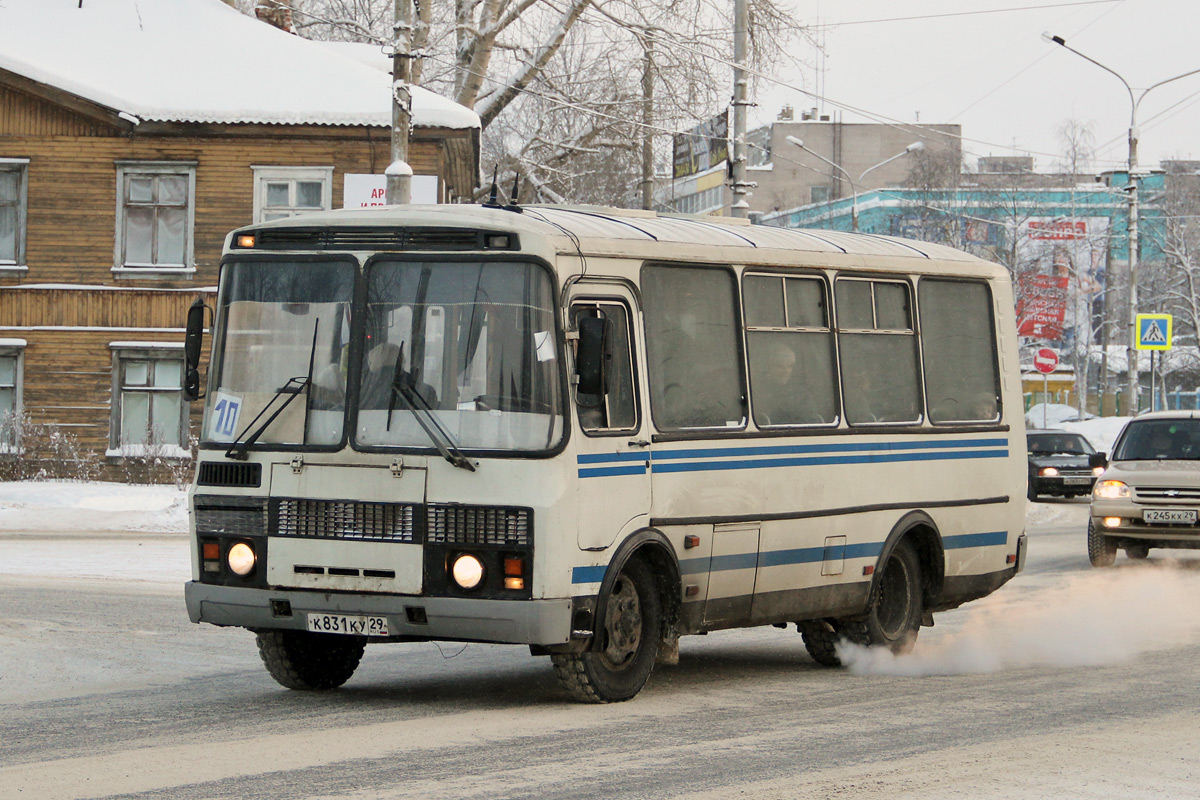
[
  {"left": 184, "top": 298, "right": 209, "bottom": 401},
  {"left": 1089, "top": 452, "right": 1108, "bottom": 469},
  {"left": 575, "top": 315, "right": 609, "bottom": 397}
]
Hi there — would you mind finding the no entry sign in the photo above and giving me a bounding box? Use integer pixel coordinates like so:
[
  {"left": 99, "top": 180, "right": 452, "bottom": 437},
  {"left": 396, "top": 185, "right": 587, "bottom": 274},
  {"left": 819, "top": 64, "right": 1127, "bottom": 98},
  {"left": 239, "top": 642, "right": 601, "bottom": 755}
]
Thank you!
[{"left": 1033, "top": 348, "right": 1059, "bottom": 374}]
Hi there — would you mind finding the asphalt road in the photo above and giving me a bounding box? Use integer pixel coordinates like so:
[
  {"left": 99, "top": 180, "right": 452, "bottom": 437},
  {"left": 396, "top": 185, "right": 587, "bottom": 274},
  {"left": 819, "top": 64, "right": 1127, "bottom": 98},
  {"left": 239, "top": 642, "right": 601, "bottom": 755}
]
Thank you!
[{"left": 3, "top": 501, "right": 1200, "bottom": 799}]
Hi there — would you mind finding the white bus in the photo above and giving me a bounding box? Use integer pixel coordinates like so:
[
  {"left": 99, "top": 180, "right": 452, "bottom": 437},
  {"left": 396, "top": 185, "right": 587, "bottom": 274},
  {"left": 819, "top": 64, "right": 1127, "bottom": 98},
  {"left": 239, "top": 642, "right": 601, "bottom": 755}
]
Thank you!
[{"left": 183, "top": 203, "right": 1027, "bottom": 703}]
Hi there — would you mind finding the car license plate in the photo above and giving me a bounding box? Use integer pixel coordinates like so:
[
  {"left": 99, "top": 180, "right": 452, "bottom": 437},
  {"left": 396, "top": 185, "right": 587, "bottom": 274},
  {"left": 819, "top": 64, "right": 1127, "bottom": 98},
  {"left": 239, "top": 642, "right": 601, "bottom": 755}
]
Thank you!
[
  {"left": 1142, "top": 508, "right": 1198, "bottom": 524},
  {"left": 306, "top": 613, "right": 389, "bottom": 636},
  {"left": 1063, "top": 477, "right": 1091, "bottom": 485}
]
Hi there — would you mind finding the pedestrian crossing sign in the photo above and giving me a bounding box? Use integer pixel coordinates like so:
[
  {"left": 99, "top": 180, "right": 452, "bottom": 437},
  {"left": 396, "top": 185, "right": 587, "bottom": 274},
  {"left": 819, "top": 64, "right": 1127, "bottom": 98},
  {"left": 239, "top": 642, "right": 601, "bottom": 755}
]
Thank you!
[{"left": 1136, "top": 313, "right": 1172, "bottom": 350}]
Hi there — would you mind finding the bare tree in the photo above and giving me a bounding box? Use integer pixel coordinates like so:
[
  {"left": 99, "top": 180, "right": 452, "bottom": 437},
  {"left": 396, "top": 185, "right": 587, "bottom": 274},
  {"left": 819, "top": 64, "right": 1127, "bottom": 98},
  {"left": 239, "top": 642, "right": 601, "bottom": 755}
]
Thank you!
[{"left": 247, "top": 0, "right": 804, "bottom": 205}]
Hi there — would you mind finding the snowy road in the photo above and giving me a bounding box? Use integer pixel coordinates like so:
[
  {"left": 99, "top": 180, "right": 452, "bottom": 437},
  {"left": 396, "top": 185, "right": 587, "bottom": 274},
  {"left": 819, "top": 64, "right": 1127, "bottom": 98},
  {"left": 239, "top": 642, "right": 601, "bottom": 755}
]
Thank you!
[{"left": 3, "top": 497, "right": 1200, "bottom": 798}]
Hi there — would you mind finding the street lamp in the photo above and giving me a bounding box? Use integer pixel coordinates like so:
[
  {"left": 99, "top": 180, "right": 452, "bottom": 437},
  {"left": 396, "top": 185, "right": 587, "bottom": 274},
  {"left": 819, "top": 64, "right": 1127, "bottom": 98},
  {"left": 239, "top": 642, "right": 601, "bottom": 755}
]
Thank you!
[
  {"left": 1042, "top": 32, "right": 1200, "bottom": 413},
  {"left": 785, "top": 136, "right": 924, "bottom": 231}
]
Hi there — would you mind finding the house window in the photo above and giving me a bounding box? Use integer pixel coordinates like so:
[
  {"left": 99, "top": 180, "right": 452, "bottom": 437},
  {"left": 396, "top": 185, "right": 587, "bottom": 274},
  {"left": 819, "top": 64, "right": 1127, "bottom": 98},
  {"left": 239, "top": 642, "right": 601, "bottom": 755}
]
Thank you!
[
  {"left": 0, "top": 343, "right": 24, "bottom": 450},
  {"left": 110, "top": 346, "right": 186, "bottom": 454},
  {"left": 252, "top": 166, "right": 333, "bottom": 223},
  {"left": 115, "top": 161, "right": 196, "bottom": 272},
  {"left": 0, "top": 159, "right": 29, "bottom": 268}
]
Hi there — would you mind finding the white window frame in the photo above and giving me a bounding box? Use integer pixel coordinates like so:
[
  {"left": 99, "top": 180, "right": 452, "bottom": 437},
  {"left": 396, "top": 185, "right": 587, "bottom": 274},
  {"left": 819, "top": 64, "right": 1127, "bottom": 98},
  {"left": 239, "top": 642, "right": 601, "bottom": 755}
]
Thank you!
[
  {"left": 113, "top": 160, "right": 197, "bottom": 277},
  {"left": 0, "top": 158, "right": 29, "bottom": 274},
  {"left": 108, "top": 342, "right": 189, "bottom": 458},
  {"left": 0, "top": 340, "right": 25, "bottom": 454},
  {"left": 251, "top": 166, "right": 333, "bottom": 223}
]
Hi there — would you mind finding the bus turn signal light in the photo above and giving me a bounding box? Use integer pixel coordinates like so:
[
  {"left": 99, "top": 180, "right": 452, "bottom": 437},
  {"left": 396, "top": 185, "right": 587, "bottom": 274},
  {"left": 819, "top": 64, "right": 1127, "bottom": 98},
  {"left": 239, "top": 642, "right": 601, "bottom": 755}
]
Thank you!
[{"left": 236, "top": 234, "right": 256, "bottom": 248}]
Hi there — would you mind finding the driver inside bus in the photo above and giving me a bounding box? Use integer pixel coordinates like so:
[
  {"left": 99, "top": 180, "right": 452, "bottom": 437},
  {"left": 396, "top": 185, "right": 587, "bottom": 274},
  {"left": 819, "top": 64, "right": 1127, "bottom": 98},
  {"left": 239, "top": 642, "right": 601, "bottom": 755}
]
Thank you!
[{"left": 360, "top": 341, "right": 439, "bottom": 410}]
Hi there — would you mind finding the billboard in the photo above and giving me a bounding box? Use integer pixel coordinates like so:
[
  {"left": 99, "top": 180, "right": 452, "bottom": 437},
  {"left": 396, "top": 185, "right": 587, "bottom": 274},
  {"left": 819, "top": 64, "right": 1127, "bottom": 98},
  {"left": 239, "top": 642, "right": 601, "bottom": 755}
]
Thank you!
[
  {"left": 1014, "top": 217, "right": 1110, "bottom": 347},
  {"left": 672, "top": 111, "right": 729, "bottom": 179}
]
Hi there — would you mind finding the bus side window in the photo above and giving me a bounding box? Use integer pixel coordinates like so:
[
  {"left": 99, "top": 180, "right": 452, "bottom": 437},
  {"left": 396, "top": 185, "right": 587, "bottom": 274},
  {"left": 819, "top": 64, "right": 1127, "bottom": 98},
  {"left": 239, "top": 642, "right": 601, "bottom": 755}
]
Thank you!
[
  {"left": 744, "top": 274, "right": 838, "bottom": 427},
  {"left": 836, "top": 278, "right": 922, "bottom": 425},
  {"left": 919, "top": 279, "right": 1000, "bottom": 423},
  {"left": 642, "top": 265, "right": 745, "bottom": 430},
  {"left": 571, "top": 303, "right": 638, "bottom": 432}
]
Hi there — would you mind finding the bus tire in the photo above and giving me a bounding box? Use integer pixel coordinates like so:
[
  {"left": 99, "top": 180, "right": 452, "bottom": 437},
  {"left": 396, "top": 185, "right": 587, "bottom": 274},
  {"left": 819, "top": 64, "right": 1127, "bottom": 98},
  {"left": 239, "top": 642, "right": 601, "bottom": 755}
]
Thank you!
[
  {"left": 1087, "top": 519, "right": 1117, "bottom": 567},
  {"left": 255, "top": 629, "right": 366, "bottom": 691},
  {"left": 551, "top": 558, "right": 661, "bottom": 703},
  {"left": 862, "top": 538, "right": 923, "bottom": 653},
  {"left": 797, "top": 619, "right": 861, "bottom": 667}
]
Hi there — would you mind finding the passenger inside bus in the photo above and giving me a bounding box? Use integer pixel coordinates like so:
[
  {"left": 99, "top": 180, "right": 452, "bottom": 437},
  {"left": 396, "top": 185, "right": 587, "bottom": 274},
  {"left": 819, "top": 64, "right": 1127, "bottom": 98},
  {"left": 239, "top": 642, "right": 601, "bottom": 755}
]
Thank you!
[
  {"left": 751, "top": 339, "right": 829, "bottom": 426},
  {"left": 359, "top": 341, "right": 439, "bottom": 410}
]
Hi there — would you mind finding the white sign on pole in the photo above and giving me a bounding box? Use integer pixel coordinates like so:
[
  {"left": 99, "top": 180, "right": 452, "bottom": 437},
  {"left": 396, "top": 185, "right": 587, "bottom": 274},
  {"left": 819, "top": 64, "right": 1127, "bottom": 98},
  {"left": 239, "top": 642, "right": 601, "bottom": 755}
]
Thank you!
[{"left": 342, "top": 174, "right": 439, "bottom": 208}]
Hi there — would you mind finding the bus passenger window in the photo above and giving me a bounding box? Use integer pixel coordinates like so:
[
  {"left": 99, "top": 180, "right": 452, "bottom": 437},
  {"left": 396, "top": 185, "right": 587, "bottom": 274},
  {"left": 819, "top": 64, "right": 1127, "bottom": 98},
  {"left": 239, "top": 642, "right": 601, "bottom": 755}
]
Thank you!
[
  {"left": 744, "top": 274, "right": 837, "bottom": 427},
  {"left": 571, "top": 303, "right": 638, "bottom": 432},
  {"left": 642, "top": 265, "right": 745, "bottom": 430},
  {"left": 836, "top": 278, "right": 921, "bottom": 425},
  {"left": 919, "top": 279, "right": 1000, "bottom": 423}
]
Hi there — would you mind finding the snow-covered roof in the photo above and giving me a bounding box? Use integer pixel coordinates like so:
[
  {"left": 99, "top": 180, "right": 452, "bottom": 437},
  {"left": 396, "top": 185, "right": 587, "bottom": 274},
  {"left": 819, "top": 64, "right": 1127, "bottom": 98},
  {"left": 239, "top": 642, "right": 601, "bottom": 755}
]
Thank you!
[{"left": 0, "top": 0, "right": 480, "bottom": 130}]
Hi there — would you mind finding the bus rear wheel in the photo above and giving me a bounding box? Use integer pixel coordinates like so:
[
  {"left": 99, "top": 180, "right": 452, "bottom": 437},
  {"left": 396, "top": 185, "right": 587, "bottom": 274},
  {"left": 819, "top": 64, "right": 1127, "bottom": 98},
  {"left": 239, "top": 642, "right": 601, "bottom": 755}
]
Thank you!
[
  {"left": 255, "top": 629, "right": 366, "bottom": 690},
  {"left": 552, "top": 559, "right": 661, "bottom": 703},
  {"left": 798, "top": 539, "right": 923, "bottom": 666}
]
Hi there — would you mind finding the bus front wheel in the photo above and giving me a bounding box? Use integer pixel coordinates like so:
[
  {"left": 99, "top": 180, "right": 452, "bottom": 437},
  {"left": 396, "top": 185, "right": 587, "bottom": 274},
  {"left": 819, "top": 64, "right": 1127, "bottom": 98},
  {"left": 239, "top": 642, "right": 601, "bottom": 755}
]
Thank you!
[
  {"left": 255, "top": 629, "right": 366, "bottom": 690},
  {"left": 551, "top": 558, "right": 661, "bottom": 703}
]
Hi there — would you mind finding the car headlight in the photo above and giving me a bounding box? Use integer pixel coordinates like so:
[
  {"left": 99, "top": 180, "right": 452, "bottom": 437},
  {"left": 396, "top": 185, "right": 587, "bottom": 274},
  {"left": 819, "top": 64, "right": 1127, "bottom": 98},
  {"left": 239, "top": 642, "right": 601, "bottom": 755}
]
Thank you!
[
  {"left": 227, "top": 541, "right": 257, "bottom": 576},
  {"left": 1039, "top": 467, "right": 1059, "bottom": 477},
  {"left": 450, "top": 553, "right": 485, "bottom": 590},
  {"left": 1092, "top": 466, "right": 1106, "bottom": 476},
  {"left": 1093, "top": 480, "right": 1130, "bottom": 499}
]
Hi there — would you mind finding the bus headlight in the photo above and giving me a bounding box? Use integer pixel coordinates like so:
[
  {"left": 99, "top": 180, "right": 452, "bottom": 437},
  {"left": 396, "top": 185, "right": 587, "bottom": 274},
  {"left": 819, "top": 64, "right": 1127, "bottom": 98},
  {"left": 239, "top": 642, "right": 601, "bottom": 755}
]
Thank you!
[
  {"left": 227, "top": 541, "right": 257, "bottom": 576},
  {"left": 451, "top": 553, "right": 485, "bottom": 590},
  {"left": 1093, "top": 480, "right": 1130, "bottom": 499},
  {"left": 1039, "top": 467, "right": 1059, "bottom": 477}
]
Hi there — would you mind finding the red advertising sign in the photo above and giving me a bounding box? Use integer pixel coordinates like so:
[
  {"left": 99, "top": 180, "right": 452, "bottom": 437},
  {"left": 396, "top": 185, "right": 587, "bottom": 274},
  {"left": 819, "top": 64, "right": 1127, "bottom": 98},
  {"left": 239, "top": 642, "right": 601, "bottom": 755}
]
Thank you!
[
  {"left": 1016, "top": 273, "right": 1069, "bottom": 339},
  {"left": 1033, "top": 348, "right": 1059, "bottom": 374}
]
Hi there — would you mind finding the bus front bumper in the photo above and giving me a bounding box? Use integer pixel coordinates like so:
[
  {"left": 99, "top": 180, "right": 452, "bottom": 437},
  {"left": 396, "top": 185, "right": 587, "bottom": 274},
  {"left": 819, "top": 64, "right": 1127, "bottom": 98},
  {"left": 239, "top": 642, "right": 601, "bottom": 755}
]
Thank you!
[{"left": 185, "top": 581, "right": 573, "bottom": 646}]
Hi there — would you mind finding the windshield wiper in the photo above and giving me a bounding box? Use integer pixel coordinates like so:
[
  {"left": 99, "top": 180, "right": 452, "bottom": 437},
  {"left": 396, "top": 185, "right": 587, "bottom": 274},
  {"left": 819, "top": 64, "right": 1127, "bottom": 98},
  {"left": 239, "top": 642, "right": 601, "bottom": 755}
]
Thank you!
[
  {"left": 226, "top": 320, "right": 319, "bottom": 460},
  {"left": 385, "top": 350, "right": 475, "bottom": 472}
]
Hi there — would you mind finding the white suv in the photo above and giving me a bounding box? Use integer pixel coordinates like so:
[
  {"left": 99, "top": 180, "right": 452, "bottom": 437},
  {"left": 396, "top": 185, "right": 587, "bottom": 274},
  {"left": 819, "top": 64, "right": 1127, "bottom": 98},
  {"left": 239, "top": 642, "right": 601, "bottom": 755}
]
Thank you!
[{"left": 1089, "top": 411, "right": 1200, "bottom": 566}]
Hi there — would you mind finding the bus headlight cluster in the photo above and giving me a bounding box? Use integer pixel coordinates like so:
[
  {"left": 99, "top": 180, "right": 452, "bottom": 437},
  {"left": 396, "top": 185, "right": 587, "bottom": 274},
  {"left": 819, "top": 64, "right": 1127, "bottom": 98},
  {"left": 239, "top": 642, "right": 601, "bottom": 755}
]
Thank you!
[
  {"left": 451, "top": 553, "right": 485, "bottom": 590},
  {"left": 227, "top": 541, "right": 257, "bottom": 576}
]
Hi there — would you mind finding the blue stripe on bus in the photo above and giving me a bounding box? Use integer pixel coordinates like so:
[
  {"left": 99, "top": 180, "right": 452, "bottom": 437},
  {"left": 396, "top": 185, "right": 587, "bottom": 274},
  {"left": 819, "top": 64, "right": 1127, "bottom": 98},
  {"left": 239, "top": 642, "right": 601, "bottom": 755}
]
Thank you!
[
  {"left": 651, "top": 438, "right": 1009, "bottom": 461},
  {"left": 577, "top": 439, "right": 1008, "bottom": 478},
  {"left": 573, "top": 534, "right": 1005, "bottom": 583},
  {"left": 577, "top": 451, "right": 652, "bottom": 464},
  {"left": 943, "top": 531, "right": 1008, "bottom": 549},
  {"left": 578, "top": 464, "right": 648, "bottom": 478},
  {"left": 572, "top": 565, "right": 608, "bottom": 584},
  {"left": 651, "top": 448, "right": 1008, "bottom": 474}
]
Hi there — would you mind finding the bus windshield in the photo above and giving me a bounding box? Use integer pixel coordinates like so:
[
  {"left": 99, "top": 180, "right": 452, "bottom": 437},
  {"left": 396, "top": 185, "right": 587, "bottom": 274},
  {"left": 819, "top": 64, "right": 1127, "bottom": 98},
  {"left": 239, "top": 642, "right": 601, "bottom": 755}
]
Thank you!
[
  {"left": 204, "top": 259, "right": 355, "bottom": 448},
  {"left": 354, "top": 259, "right": 563, "bottom": 453}
]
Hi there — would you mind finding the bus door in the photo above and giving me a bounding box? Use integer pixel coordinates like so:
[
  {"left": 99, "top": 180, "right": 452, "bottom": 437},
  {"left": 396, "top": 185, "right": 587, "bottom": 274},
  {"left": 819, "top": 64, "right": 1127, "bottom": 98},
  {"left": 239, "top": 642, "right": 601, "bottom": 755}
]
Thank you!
[{"left": 568, "top": 287, "right": 651, "bottom": 551}]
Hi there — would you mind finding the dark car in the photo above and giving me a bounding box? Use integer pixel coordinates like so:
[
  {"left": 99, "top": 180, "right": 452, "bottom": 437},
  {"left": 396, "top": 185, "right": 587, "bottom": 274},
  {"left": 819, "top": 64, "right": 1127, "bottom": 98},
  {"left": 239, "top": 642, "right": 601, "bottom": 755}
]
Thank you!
[{"left": 1027, "top": 430, "right": 1101, "bottom": 500}]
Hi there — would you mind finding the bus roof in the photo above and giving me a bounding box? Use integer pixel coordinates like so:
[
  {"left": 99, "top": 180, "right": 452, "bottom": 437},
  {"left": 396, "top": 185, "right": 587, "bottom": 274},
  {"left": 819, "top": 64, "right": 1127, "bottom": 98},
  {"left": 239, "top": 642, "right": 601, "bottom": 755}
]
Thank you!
[{"left": 231, "top": 203, "right": 998, "bottom": 272}]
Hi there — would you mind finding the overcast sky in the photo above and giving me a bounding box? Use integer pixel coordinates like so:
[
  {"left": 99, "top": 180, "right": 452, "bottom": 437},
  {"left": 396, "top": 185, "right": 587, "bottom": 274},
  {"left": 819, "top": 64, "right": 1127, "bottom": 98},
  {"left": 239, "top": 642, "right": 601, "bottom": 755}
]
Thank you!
[{"left": 751, "top": 0, "right": 1200, "bottom": 173}]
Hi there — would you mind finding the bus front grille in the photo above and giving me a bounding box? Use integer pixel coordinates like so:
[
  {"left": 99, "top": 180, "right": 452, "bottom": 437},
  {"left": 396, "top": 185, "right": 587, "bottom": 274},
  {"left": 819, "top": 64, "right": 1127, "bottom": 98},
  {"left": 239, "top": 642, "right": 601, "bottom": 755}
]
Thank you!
[
  {"left": 275, "top": 499, "right": 418, "bottom": 542},
  {"left": 426, "top": 505, "right": 531, "bottom": 546},
  {"left": 195, "top": 496, "right": 268, "bottom": 536},
  {"left": 197, "top": 461, "right": 262, "bottom": 488}
]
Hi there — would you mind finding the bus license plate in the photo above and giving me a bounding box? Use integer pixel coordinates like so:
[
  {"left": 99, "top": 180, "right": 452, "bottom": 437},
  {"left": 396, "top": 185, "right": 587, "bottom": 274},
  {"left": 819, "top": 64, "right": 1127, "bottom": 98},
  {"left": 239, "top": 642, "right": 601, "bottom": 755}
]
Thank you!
[
  {"left": 1143, "top": 508, "right": 1197, "bottom": 524},
  {"left": 307, "top": 613, "right": 390, "bottom": 636}
]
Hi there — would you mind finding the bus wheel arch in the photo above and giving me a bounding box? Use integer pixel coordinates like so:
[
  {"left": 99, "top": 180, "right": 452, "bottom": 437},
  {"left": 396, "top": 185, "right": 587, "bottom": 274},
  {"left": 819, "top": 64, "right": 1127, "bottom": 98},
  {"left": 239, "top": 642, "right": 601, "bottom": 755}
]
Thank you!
[
  {"left": 881, "top": 511, "right": 946, "bottom": 619},
  {"left": 551, "top": 530, "right": 680, "bottom": 703}
]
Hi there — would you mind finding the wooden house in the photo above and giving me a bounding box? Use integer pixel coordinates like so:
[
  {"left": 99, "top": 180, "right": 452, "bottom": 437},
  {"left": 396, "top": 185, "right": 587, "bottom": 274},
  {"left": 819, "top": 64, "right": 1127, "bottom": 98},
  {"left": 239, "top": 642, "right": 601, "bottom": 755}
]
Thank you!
[{"left": 0, "top": 0, "right": 480, "bottom": 480}]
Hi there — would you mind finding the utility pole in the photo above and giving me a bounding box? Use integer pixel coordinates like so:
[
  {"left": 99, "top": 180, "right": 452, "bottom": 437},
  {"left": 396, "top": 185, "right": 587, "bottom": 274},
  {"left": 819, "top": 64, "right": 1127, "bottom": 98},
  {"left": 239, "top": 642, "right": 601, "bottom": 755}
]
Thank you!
[
  {"left": 729, "top": 0, "right": 751, "bottom": 218},
  {"left": 386, "top": 0, "right": 413, "bottom": 205},
  {"left": 641, "top": 35, "right": 654, "bottom": 211}
]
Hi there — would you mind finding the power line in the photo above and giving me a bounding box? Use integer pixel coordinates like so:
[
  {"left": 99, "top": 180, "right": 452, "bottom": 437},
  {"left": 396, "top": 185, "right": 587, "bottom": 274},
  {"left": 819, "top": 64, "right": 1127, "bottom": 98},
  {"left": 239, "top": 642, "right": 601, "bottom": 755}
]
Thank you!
[{"left": 805, "top": 1, "right": 1123, "bottom": 29}]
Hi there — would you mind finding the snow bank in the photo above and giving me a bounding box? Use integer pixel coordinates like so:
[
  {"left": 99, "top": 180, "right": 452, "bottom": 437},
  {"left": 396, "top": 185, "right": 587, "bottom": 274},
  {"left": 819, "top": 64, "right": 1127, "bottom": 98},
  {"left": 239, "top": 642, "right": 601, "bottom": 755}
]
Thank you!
[{"left": 0, "top": 481, "right": 187, "bottom": 533}]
